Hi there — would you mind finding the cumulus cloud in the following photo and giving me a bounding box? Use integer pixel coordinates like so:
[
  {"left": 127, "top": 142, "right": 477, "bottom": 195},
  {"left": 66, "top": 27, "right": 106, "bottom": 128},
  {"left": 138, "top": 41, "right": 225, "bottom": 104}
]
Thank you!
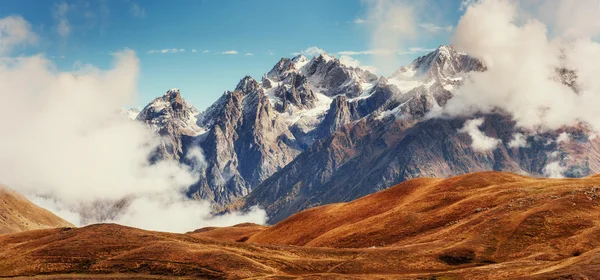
[
  {"left": 245, "top": 52, "right": 254, "bottom": 56},
  {"left": 459, "top": 118, "right": 501, "bottom": 152},
  {"left": 543, "top": 161, "right": 566, "bottom": 178},
  {"left": 220, "top": 50, "right": 238, "bottom": 55},
  {"left": 508, "top": 133, "right": 528, "bottom": 148},
  {"left": 438, "top": 0, "right": 600, "bottom": 133},
  {"left": 53, "top": 2, "right": 71, "bottom": 38},
  {"left": 292, "top": 46, "right": 326, "bottom": 57},
  {"left": 0, "top": 16, "right": 38, "bottom": 54},
  {"left": 0, "top": 16, "right": 267, "bottom": 233}
]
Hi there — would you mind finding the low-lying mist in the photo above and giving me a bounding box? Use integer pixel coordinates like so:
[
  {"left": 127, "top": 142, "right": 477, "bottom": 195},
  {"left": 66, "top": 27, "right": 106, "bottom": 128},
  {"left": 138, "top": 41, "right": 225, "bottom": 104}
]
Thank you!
[{"left": 0, "top": 18, "right": 266, "bottom": 232}]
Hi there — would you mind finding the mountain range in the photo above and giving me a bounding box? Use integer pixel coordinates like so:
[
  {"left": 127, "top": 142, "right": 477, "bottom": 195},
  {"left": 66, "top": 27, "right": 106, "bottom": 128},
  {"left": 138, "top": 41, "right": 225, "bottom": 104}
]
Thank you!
[{"left": 133, "top": 45, "right": 600, "bottom": 223}]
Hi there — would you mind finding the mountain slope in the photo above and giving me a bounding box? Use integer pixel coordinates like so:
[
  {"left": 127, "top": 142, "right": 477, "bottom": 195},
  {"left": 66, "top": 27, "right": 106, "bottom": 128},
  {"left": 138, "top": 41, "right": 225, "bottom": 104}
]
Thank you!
[
  {"left": 0, "top": 186, "right": 74, "bottom": 234},
  {"left": 176, "top": 54, "right": 381, "bottom": 206},
  {"left": 137, "top": 88, "right": 204, "bottom": 161},
  {"left": 244, "top": 113, "right": 600, "bottom": 223},
  {"left": 2, "top": 172, "right": 600, "bottom": 279}
]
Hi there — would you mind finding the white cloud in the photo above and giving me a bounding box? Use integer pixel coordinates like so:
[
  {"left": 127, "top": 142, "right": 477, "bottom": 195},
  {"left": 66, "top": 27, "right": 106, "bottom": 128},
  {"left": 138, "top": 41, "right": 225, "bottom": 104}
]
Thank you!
[
  {"left": 53, "top": 2, "right": 71, "bottom": 38},
  {"left": 459, "top": 118, "right": 501, "bottom": 152},
  {"left": 543, "top": 161, "right": 566, "bottom": 178},
  {"left": 220, "top": 50, "right": 238, "bottom": 55},
  {"left": 339, "top": 55, "right": 379, "bottom": 74},
  {"left": 267, "top": 50, "right": 274, "bottom": 56},
  {"left": 419, "top": 23, "right": 453, "bottom": 33},
  {"left": 508, "top": 133, "right": 528, "bottom": 148},
  {"left": 460, "top": 0, "right": 478, "bottom": 11},
  {"left": 0, "top": 16, "right": 38, "bottom": 54},
  {"left": 0, "top": 16, "right": 267, "bottom": 233},
  {"left": 397, "top": 47, "right": 436, "bottom": 55},
  {"left": 339, "top": 55, "right": 360, "bottom": 67},
  {"left": 203, "top": 50, "right": 210, "bottom": 53},
  {"left": 146, "top": 48, "right": 184, "bottom": 54},
  {"left": 293, "top": 46, "right": 326, "bottom": 57},
  {"left": 364, "top": 0, "right": 418, "bottom": 74},
  {"left": 354, "top": 18, "right": 367, "bottom": 24},
  {"left": 191, "top": 49, "right": 197, "bottom": 53},
  {"left": 439, "top": 0, "right": 600, "bottom": 133},
  {"left": 245, "top": 52, "right": 254, "bottom": 56},
  {"left": 556, "top": 132, "right": 571, "bottom": 143},
  {"left": 337, "top": 49, "right": 393, "bottom": 56},
  {"left": 131, "top": 3, "right": 146, "bottom": 18}
]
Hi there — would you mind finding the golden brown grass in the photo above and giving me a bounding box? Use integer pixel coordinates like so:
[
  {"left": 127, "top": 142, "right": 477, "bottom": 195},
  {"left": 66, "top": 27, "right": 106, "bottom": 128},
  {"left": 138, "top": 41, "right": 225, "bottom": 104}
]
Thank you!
[
  {"left": 0, "top": 186, "right": 74, "bottom": 234},
  {"left": 2, "top": 172, "right": 600, "bottom": 279}
]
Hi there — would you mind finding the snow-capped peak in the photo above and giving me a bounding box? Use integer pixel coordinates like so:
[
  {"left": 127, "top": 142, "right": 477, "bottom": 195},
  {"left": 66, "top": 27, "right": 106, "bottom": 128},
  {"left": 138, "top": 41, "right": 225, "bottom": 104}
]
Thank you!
[
  {"left": 235, "top": 76, "right": 260, "bottom": 93},
  {"left": 291, "top": 54, "right": 310, "bottom": 69},
  {"left": 317, "top": 52, "right": 335, "bottom": 63},
  {"left": 390, "top": 45, "right": 484, "bottom": 81},
  {"left": 137, "top": 88, "right": 204, "bottom": 136}
]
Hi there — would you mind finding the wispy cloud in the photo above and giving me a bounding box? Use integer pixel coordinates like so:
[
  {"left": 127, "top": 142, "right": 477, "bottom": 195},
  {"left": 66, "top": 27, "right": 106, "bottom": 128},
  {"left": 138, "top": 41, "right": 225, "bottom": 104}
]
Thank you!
[
  {"left": 191, "top": 49, "right": 197, "bottom": 53},
  {"left": 245, "top": 52, "right": 254, "bottom": 56},
  {"left": 338, "top": 47, "right": 434, "bottom": 57},
  {"left": 53, "top": 2, "right": 71, "bottom": 38},
  {"left": 131, "top": 3, "right": 146, "bottom": 18},
  {"left": 337, "top": 49, "right": 393, "bottom": 56},
  {"left": 0, "top": 16, "right": 38, "bottom": 54},
  {"left": 338, "top": 55, "right": 379, "bottom": 74},
  {"left": 220, "top": 50, "right": 238, "bottom": 55},
  {"left": 291, "top": 46, "right": 326, "bottom": 57},
  {"left": 203, "top": 50, "right": 210, "bottom": 53},
  {"left": 459, "top": 0, "right": 477, "bottom": 11},
  {"left": 397, "top": 47, "right": 435, "bottom": 55},
  {"left": 146, "top": 48, "right": 186, "bottom": 54},
  {"left": 354, "top": 18, "right": 367, "bottom": 24},
  {"left": 419, "top": 23, "right": 453, "bottom": 33},
  {"left": 267, "top": 50, "right": 274, "bottom": 56}
]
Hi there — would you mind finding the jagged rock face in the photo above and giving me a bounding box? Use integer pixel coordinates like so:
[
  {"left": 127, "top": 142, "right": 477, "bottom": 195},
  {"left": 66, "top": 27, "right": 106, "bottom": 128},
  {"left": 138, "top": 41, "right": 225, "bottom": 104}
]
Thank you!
[
  {"left": 137, "top": 89, "right": 202, "bottom": 161},
  {"left": 137, "top": 46, "right": 483, "bottom": 208},
  {"left": 314, "top": 96, "right": 356, "bottom": 139},
  {"left": 273, "top": 72, "right": 317, "bottom": 113},
  {"left": 304, "top": 54, "right": 378, "bottom": 98},
  {"left": 267, "top": 58, "right": 295, "bottom": 81},
  {"left": 187, "top": 77, "right": 302, "bottom": 206},
  {"left": 244, "top": 114, "right": 600, "bottom": 224}
]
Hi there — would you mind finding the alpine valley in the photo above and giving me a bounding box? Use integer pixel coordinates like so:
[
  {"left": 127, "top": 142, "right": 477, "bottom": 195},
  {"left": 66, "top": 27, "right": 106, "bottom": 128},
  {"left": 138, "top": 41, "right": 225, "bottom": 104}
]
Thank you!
[{"left": 132, "top": 45, "right": 600, "bottom": 224}]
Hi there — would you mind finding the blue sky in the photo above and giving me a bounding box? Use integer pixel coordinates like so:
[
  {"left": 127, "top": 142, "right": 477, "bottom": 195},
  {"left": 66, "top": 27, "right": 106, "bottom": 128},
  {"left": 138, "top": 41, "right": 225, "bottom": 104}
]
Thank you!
[{"left": 0, "top": 0, "right": 465, "bottom": 109}]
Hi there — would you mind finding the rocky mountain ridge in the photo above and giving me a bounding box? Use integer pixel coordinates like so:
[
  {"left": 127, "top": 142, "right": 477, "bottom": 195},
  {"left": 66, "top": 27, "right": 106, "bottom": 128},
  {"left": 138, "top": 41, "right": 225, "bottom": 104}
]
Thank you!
[{"left": 134, "top": 45, "right": 599, "bottom": 223}]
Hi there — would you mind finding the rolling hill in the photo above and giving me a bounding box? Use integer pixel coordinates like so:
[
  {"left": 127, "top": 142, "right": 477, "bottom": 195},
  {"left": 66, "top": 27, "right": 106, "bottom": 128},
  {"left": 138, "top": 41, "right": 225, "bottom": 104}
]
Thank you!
[
  {"left": 2, "top": 172, "right": 600, "bottom": 279},
  {"left": 0, "top": 186, "right": 74, "bottom": 234}
]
